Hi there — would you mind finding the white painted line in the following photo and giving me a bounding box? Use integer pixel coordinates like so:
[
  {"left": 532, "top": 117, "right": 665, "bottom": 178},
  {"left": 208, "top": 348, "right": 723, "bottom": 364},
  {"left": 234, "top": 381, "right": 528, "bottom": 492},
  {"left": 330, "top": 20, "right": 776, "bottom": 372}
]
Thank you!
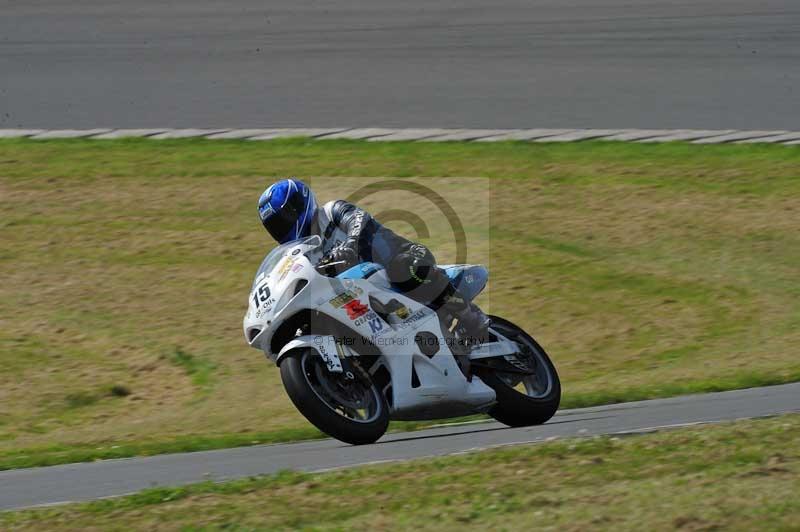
[
  {"left": 204, "top": 129, "right": 283, "bottom": 140},
  {"left": 317, "top": 128, "right": 398, "bottom": 140},
  {"left": 474, "top": 129, "right": 575, "bottom": 142},
  {"left": 0, "top": 129, "right": 43, "bottom": 138},
  {"left": 367, "top": 128, "right": 458, "bottom": 142},
  {"left": 149, "top": 129, "right": 229, "bottom": 139},
  {"left": 2, "top": 128, "right": 799, "bottom": 145},
  {"left": 427, "top": 419, "right": 494, "bottom": 429},
  {"left": 734, "top": 132, "right": 800, "bottom": 144},
  {"left": 691, "top": 130, "right": 788, "bottom": 144},
  {"left": 783, "top": 139, "right": 800, "bottom": 145},
  {"left": 422, "top": 129, "right": 514, "bottom": 142},
  {"left": 248, "top": 128, "right": 348, "bottom": 140},
  {"left": 91, "top": 129, "right": 169, "bottom": 139},
  {"left": 532, "top": 129, "right": 626, "bottom": 142},
  {"left": 598, "top": 129, "right": 682, "bottom": 142},
  {"left": 637, "top": 130, "right": 737, "bottom": 143},
  {"left": 30, "top": 129, "right": 111, "bottom": 139}
]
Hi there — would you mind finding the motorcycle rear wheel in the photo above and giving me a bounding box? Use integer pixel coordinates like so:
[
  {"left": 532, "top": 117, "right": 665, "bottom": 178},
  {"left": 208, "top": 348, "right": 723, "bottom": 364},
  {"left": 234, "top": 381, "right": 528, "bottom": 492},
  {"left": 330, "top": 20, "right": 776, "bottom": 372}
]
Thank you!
[
  {"left": 280, "top": 348, "right": 389, "bottom": 445},
  {"left": 475, "top": 315, "right": 561, "bottom": 427}
]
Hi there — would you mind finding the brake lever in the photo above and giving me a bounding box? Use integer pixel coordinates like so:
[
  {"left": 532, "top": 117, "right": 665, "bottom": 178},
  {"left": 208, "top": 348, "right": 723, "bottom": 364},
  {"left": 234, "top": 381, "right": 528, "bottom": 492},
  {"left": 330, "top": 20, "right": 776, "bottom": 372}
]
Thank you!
[{"left": 315, "top": 259, "right": 348, "bottom": 277}]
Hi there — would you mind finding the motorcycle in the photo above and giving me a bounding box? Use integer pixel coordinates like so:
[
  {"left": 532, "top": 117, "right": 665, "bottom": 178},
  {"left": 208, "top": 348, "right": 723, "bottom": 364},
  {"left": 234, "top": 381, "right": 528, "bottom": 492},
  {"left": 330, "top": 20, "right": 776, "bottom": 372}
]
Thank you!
[{"left": 243, "top": 235, "right": 560, "bottom": 445}]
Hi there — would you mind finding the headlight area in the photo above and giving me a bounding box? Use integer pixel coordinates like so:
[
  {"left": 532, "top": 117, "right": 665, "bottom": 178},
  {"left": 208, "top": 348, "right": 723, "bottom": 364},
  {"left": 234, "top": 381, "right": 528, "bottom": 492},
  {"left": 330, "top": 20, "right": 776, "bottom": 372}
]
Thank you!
[
  {"left": 246, "top": 327, "right": 262, "bottom": 343},
  {"left": 273, "top": 278, "right": 309, "bottom": 316},
  {"left": 244, "top": 278, "right": 309, "bottom": 350}
]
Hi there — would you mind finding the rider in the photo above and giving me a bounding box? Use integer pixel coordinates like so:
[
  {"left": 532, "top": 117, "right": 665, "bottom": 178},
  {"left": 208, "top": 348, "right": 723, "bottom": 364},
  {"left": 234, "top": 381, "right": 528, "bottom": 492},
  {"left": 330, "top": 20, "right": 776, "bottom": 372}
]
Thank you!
[{"left": 257, "top": 178, "right": 491, "bottom": 340}]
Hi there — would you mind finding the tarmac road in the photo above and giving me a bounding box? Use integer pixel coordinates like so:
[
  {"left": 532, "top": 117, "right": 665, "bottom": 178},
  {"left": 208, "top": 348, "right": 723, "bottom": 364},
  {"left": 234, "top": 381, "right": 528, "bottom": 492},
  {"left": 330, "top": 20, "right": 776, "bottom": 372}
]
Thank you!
[
  {"left": 2, "top": 0, "right": 798, "bottom": 130},
  {"left": 1, "top": 383, "right": 798, "bottom": 512}
]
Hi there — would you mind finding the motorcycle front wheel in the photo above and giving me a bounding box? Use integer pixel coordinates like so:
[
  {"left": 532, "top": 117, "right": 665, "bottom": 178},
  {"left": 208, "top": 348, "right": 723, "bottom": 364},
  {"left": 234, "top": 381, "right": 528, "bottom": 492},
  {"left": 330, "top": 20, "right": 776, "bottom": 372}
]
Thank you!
[
  {"left": 474, "top": 315, "right": 561, "bottom": 427},
  {"left": 280, "top": 348, "right": 389, "bottom": 445}
]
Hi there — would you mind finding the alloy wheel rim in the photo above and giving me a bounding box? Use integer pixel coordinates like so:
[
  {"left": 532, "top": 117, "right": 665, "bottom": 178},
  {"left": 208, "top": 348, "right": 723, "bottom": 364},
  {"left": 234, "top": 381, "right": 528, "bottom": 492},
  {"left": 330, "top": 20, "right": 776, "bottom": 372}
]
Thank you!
[
  {"left": 300, "top": 351, "right": 383, "bottom": 423},
  {"left": 492, "top": 323, "right": 553, "bottom": 399}
]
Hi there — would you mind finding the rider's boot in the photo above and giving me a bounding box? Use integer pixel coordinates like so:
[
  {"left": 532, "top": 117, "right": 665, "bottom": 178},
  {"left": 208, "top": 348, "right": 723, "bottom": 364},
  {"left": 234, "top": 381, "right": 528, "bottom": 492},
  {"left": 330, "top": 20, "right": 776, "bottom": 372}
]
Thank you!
[{"left": 434, "top": 283, "right": 491, "bottom": 344}]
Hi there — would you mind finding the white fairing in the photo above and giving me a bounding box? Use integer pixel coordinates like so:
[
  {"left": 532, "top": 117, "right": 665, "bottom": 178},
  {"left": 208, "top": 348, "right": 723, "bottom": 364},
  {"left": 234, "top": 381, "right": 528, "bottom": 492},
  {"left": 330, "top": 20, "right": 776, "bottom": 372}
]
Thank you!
[{"left": 243, "top": 236, "right": 517, "bottom": 421}]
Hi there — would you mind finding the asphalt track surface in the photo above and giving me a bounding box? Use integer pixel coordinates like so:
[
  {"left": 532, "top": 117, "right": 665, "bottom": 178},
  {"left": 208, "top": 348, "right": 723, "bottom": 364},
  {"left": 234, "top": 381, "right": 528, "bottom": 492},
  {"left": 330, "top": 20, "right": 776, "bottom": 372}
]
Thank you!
[
  {"left": 1, "top": 383, "right": 798, "bottom": 512},
  {"left": 2, "top": 1, "right": 799, "bottom": 130}
]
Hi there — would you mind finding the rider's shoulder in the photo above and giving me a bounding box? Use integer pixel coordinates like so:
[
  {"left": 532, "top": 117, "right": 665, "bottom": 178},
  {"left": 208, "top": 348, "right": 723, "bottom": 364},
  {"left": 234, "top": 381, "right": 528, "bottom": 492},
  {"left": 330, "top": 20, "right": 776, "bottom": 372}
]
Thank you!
[
  {"left": 321, "top": 199, "right": 340, "bottom": 212},
  {"left": 322, "top": 199, "right": 358, "bottom": 220}
]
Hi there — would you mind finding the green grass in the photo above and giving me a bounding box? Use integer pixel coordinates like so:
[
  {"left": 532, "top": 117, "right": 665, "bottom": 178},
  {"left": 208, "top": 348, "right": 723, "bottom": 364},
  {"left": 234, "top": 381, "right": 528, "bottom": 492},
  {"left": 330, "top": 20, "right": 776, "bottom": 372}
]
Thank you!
[
  {"left": 1, "top": 137, "right": 798, "bottom": 183},
  {"left": 3, "top": 414, "right": 799, "bottom": 530},
  {"left": 166, "top": 348, "right": 217, "bottom": 390},
  {"left": 0, "top": 428, "right": 323, "bottom": 471},
  {"left": 1, "top": 138, "right": 799, "bottom": 469}
]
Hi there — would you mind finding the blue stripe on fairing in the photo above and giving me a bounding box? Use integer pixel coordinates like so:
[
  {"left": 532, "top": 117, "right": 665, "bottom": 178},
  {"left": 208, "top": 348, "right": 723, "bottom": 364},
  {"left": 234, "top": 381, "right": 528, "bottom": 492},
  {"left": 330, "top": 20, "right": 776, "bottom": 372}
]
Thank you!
[{"left": 337, "top": 262, "right": 383, "bottom": 280}]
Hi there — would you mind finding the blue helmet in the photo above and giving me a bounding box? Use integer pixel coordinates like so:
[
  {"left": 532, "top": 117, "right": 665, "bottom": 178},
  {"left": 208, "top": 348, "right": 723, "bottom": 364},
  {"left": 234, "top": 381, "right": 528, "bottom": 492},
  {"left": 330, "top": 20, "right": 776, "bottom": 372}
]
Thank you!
[{"left": 258, "top": 179, "right": 317, "bottom": 244}]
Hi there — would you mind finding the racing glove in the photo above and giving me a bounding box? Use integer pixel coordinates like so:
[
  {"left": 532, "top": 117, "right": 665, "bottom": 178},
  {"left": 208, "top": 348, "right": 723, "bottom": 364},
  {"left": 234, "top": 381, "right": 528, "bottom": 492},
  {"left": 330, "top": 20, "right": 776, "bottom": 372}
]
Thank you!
[
  {"left": 325, "top": 243, "right": 358, "bottom": 267},
  {"left": 317, "top": 242, "right": 359, "bottom": 275}
]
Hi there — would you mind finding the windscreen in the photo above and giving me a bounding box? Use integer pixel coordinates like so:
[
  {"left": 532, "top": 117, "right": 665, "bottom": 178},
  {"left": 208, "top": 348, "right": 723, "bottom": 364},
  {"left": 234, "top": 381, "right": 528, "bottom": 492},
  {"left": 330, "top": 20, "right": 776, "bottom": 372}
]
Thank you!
[{"left": 251, "top": 235, "right": 322, "bottom": 289}]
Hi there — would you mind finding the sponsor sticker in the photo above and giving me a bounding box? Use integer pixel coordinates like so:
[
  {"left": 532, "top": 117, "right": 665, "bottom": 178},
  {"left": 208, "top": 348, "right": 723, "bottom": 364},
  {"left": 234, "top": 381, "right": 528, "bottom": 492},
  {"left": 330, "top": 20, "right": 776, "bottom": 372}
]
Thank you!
[
  {"left": 255, "top": 297, "right": 275, "bottom": 318},
  {"left": 329, "top": 292, "right": 356, "bottom": 308},
  {"left": 397, "top": 308, "right": 434, "bottom": 330},
  {"left": 368, "top": 316, "right": 384, "bottom": 334},
  {"left": 276, "top": 257, "right": 295, "bottom": 280},
  {"left": 343, "top": 299, "right": 369, "bottom": 320},
  {"left": 394, "top": 305, "right": 411, "bottom": 320},
  {"left": 353, "top": 310, "right": 377, "bottom": 327},
  {"left": 328, "top": 288, "right": 363, "bottom": 309},
  {"left": 315, "top": 338, "right": 343, "bottom": 372}
]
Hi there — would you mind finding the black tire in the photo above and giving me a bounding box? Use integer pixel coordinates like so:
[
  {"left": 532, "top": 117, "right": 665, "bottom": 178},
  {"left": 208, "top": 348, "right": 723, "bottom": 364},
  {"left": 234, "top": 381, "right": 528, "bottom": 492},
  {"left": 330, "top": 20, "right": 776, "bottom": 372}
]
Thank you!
[
  {"left": 280, "top": 348, "right": 389, "bottom": 445},
  {"left": 475, "top": 316, "right": 561, "bottom": 427}
]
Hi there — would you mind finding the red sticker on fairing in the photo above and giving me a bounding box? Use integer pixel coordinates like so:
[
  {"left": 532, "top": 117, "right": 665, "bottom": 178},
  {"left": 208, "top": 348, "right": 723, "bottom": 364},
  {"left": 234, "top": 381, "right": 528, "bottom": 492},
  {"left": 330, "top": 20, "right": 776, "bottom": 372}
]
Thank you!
[{"left": 343, "top": 299, "right": 369, "bottom": 320}]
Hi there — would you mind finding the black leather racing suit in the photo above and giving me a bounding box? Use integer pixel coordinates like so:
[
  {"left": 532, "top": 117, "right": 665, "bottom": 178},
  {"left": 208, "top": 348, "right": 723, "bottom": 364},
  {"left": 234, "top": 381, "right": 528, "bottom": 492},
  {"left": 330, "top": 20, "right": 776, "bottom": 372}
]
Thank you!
[{"left": 317, "top": 200, "right": 490, "bottom": 335}]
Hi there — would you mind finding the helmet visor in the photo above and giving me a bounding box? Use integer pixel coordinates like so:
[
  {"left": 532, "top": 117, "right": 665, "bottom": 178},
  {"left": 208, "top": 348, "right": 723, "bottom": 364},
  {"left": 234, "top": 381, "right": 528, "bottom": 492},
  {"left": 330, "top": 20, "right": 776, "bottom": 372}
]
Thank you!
[{"left": 261, "top": 189, "right": 306, "bottom": 243}]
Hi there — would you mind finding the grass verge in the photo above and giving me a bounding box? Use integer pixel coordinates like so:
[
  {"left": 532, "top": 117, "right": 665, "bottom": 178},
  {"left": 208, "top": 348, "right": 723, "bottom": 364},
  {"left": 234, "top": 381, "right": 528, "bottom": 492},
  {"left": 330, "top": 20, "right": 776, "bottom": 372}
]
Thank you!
[
  {"left": 2, "top": 138, "right": 799, "bottom": 469},
  {"left": 3, "top": 414, "right": 799, "bottom": 530}
]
